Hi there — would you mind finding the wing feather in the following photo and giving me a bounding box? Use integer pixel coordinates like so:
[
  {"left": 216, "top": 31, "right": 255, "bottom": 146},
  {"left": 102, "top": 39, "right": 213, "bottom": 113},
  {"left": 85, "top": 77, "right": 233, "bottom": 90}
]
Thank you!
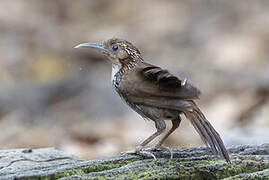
[{"left": 123, "top": 62, "right": 201, "bottom": 99}]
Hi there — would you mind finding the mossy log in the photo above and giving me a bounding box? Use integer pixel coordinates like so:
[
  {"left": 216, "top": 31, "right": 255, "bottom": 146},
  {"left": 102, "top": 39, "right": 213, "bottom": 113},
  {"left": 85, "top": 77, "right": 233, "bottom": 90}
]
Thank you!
[{"left": 0, "top": 144, "right": 268, "bottom": 180}]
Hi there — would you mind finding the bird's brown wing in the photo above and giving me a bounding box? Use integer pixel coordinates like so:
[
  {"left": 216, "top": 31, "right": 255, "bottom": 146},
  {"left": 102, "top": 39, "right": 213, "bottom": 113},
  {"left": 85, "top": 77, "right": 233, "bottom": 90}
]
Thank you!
[
  {"left": 121, "top": 61, "right": 201, "bottom": 100},
  {"left": 120, "top": 62, "right": 230, "bottom": 163}
]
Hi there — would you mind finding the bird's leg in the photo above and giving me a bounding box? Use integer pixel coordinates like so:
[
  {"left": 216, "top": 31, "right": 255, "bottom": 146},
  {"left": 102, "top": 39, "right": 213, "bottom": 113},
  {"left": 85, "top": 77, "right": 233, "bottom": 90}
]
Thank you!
[
  {"left": 148, "top": 116, "right": 181, "bottom": 159},
  {"left": 123, "top": 120, "right": 166, "bottom": 159},
  {"left": 155, "top": 116, "right": 181, "bottom": 148},
  {"left": 138, "top": 119, "right": 166, "bottom": 148}
]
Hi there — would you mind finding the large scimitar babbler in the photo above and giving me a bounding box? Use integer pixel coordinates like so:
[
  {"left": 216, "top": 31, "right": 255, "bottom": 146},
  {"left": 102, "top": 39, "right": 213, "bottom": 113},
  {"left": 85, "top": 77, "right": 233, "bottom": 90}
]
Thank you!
[{"left": 75, "top": 38, "right": 230, "bottom": 163}]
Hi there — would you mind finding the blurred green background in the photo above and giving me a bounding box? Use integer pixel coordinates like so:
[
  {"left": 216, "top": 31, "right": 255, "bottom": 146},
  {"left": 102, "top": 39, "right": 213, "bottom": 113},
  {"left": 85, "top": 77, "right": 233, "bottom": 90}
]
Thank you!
[{"left": 0, "top": 0, "right": 268, "bottom": 159}]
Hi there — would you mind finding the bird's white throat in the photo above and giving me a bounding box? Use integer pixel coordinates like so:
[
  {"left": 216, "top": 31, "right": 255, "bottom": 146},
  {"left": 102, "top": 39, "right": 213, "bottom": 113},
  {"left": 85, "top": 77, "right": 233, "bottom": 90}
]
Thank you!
[{"left": 111, "top": 64, "right": 122, "bottom": 82}]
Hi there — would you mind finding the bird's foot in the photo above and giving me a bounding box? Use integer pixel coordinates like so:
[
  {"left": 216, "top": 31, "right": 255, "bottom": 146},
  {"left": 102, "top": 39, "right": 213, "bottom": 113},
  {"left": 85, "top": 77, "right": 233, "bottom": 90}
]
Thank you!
[
  {"left": 121, "top": 146, "right": 157, "bottom": 160},
  {"left": 145, "top": 143, "right": 173, "bottom": 159},
  {"left": 122, "top": 144, "right": 173, "bottom": 160}
]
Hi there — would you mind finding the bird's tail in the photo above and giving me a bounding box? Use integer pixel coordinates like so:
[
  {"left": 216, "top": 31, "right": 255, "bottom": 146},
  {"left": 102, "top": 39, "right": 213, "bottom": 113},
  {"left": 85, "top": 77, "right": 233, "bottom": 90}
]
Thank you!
[{"left": 183, "top": 102, "right": 230, "bottom": 163}]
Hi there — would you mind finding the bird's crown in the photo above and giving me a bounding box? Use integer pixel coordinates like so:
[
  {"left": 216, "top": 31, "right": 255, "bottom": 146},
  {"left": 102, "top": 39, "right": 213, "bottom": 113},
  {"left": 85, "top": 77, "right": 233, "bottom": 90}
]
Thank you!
[{"left": 102, "top": 38, "right": 142, "bottom": 60}]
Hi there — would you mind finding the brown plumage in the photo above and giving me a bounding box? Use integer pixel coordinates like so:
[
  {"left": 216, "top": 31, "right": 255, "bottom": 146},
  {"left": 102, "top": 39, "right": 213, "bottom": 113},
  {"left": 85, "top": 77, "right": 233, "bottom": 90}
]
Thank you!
[{"left": 75, "top": 38, "right": 230, "bottom": 163}]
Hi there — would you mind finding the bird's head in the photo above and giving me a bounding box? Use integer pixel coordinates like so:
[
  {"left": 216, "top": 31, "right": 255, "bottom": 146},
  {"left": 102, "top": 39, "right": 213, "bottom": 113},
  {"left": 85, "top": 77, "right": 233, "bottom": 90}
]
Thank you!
[{"left": 75, "top": 38, "right": 142, "bottom": 66}]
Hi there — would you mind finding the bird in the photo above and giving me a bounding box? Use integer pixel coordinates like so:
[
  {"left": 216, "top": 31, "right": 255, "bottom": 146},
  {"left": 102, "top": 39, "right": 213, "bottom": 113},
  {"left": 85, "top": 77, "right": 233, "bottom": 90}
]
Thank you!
[{"left": 75, "top": 38, "right": 230, "bottom": 163}]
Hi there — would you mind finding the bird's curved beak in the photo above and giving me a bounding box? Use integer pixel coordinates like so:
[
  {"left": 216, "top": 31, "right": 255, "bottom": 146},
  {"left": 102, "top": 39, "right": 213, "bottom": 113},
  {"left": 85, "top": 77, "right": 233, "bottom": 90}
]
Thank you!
[{"left": 74, "top": 43, "right": 110, "bottom": 54}]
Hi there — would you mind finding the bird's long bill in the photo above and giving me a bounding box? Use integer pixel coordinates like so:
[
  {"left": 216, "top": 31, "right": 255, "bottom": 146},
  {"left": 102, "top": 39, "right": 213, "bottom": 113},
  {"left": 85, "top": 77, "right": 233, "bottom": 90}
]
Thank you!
[{"left": 74, "top": 42, "right": 110, "bottom": 54}]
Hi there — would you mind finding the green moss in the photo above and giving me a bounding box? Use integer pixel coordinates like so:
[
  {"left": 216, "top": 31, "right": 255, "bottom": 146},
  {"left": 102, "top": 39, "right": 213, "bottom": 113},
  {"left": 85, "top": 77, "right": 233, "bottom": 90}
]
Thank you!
[
  {"left": 224, "top": 169, "right": 269, "bottom": 180},
  {"left": 30, "top": 158, "right": 140, "bottom": 179},
  {"left": 16, "top": 152, "right": 269, "bottom": 180}
]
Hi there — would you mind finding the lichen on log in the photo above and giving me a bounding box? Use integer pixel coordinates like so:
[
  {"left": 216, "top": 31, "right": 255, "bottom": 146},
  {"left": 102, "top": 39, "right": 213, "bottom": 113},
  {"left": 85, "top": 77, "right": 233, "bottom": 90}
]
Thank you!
[{"left": 0, "top": 144, "right": 268, "bottom": 180}]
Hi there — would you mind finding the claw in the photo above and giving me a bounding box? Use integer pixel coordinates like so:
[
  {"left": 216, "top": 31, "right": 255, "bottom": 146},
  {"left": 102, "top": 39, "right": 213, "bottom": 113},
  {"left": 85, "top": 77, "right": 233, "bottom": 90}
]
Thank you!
[
  {"left": 121, "top": 149, "right": 136, "bottom": 155},
  {"left": 121, "top": 146, "right": 157, "bottom": 160},
  {"left": 122, "top": 145, "right": 173, "bottom": 160},
  {"left": 147, "top": 144, "right": 173, "bottom": 159},
  {"left": 163, "top": 146, "right": 173, "bottom": 159},
  {"left": 139, "top": 150, "right": 157, "bottom": 160}
]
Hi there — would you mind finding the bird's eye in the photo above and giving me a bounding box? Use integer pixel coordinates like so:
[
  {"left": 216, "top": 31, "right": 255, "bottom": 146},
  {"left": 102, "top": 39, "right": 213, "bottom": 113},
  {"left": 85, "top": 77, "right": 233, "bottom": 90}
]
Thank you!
[{"left": 112, "top": 45, "right": 119, "bottom": 51}]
